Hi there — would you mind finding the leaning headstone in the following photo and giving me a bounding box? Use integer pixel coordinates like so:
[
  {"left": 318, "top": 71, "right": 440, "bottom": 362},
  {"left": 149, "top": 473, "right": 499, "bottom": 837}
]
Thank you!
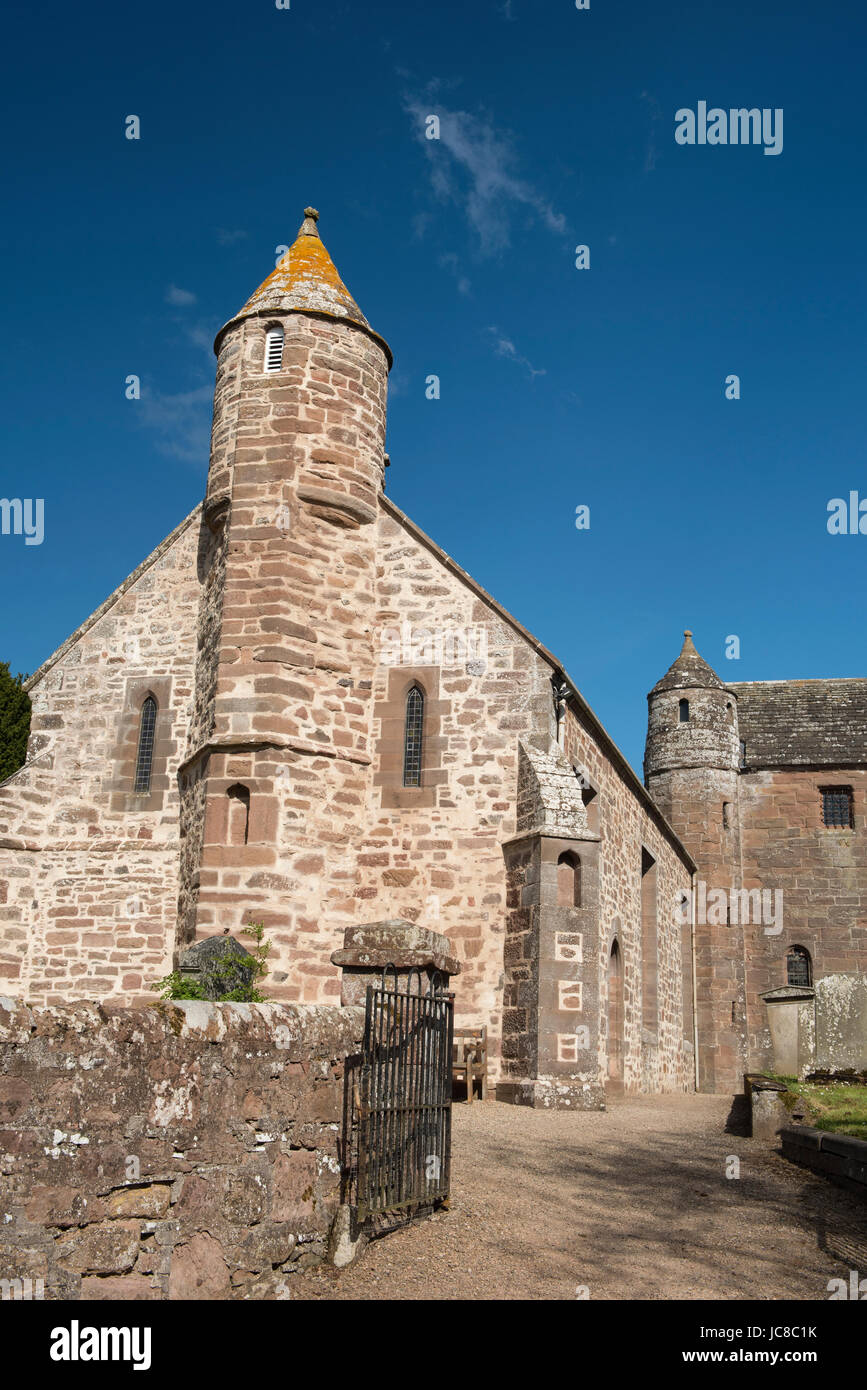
[{"left": 179, "top": 935, "right": 256, "bottom": 1000}]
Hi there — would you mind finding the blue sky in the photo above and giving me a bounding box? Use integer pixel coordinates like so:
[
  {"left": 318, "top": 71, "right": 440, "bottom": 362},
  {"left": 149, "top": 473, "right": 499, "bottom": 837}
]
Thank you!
[{"left": 1, "top": 0, "right": 864, "bottom": 773}]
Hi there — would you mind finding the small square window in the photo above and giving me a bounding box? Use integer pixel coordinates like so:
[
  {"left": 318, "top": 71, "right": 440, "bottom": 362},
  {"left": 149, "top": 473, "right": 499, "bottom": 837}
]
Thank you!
[{"left": 820, "top": 786, "right": 853, "bottom": 829}]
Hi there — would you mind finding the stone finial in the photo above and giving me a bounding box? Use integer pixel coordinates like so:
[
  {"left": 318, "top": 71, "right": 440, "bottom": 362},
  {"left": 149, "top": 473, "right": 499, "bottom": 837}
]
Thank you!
[{"left": 299, "top": 207, "right": 320, "bottom": 236}]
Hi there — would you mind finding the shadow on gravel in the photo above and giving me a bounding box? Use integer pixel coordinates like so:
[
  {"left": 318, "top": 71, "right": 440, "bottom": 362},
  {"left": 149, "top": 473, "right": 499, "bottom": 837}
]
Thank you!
[
  {"left": 816, "top": 1206, "right": 867, "bottom": 1270},
  {"left": 464, "top": 1106, "right": 867, "bottom": 1299},
  {"left": 724, "top": 1093, "right": 751, "bottom": 1136}
]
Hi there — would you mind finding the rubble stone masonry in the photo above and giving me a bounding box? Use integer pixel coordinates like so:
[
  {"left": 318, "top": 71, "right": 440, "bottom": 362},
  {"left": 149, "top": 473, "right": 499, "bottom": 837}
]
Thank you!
[
  {"left": 0, "top": 511, "right": 203, "bottom": 1005},
  {"left": 564, "top": 708, "right": 695, "bottom": 1095},
  {"left": 738, "top": 767, "right": 867, "bottom": 1071},
  {"left": 175, "top": 306, "right": 390, "bottom": 1009},
  {"left": 645, "top": 644, "right": 867, "bottom": 1093},
  {"left": 6, "top": 222, "right": 859, "bottom": 1106},
  {"left": 0, "top": 995, "right": 363, "bottom": 1299}
]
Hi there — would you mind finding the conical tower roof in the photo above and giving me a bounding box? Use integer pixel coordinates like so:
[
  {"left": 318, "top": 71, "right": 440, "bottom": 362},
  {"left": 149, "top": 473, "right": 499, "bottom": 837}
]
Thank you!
[
  {"left": 650, "top": 631, "right": 727, "bottom": 694},
  {"left": 215, "top": 208, "right": 391, "bottom": 364}
]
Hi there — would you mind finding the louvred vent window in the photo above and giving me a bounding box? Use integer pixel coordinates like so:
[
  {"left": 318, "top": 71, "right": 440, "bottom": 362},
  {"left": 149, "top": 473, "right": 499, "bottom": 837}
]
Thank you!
[{"left": 265, "top": 327, "right": 284, "bottom": 373}]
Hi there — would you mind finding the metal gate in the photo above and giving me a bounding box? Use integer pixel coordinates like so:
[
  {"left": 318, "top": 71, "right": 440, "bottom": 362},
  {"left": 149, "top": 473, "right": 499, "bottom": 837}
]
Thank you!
[{"left": 355, "top": 966, "right": 453, "bottom": 1221}]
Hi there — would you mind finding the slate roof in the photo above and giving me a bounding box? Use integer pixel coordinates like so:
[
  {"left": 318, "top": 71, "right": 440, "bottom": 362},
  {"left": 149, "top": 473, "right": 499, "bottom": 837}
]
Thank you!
[{"left": 729, "top": 679, "right": 867, "bottom": 767}]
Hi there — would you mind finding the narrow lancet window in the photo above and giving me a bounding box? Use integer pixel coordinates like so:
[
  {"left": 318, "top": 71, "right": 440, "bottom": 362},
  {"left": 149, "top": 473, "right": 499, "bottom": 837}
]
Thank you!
[
  {"left": 557, "top": 851, "right": 581, "bottom": 907},
  {"left": 403, "top": 685, "right": 424, "bottom": 787},
  {"left": 133, "top": 696, "right": 157, "bottom": 794},
  {"left": 227, "top": 783, "right": 251, "bottom": 845},
  {"left": 678, "top": 698, "right": 689, "bottom": 722}
]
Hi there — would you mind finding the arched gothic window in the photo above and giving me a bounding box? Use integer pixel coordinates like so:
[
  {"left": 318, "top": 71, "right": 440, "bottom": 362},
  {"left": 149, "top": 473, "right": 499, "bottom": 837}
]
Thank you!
[
  {"left": 133, "top": 696, "right": 157, "bottom": 793},
  {"left": 678, "top": 698, "right": 690, "bottom": 722},
  {"left": 403, "top": 685, "right": 424, "bottom": 787},
  {"left": 786, "top": 945, "right": 812, "bottom": 987},
  {"left": 264, "top": 325, "right": 284, "bottom": 373}
]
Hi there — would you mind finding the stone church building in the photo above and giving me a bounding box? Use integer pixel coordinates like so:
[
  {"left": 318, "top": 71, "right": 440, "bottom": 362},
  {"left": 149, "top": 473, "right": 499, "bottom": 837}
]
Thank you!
[{"left": 1, "top": 210, "right": 864, "bottom": 1105}]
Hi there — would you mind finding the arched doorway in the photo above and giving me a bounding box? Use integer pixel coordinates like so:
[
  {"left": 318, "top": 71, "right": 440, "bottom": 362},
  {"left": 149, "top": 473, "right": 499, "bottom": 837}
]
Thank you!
[{"left": 607, "top": 938, "right": 624, "bottom": 1092}]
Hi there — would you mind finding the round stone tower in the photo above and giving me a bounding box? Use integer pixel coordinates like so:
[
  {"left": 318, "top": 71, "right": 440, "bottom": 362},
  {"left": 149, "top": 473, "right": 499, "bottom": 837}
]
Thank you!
[
  {"left": 644, "top": 632, "right": 746, "bottom": 1093},
  {"left": 179, "top": 209, "right": 392, "bottom": 1001},
  {"left": 644, "top": 630, "right": 740, "bottom": 806}
]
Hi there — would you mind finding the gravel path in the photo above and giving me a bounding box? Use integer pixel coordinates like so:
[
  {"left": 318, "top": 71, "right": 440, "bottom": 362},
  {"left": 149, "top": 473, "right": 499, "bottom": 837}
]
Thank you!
[{"left": 295, "top": 1094, "right": 867, "bottom": 1300}]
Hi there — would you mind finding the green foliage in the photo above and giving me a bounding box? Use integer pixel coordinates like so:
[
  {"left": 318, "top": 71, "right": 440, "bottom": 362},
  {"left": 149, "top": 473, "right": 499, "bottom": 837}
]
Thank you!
[
  {"left": 0, "top": 662, "right": 31, "bottom": 782},
  {"left": 764, "top": 1072, "right": 867, "bottom": 1140},
  {"left": 150, "top": 971, "right": 207, "bottom": 1000},
  {"left": 151, "top": 922, "right": 272, "bottom": 1002},
  {"left": 232, "top": 921, "right": 271, "bottom": 1001}
]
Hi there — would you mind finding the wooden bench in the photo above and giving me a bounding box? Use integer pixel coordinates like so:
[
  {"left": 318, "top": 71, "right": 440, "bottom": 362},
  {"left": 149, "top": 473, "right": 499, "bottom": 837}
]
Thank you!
[{"left": 453, "top": 1027, "right": 487, "bottom": 1102}]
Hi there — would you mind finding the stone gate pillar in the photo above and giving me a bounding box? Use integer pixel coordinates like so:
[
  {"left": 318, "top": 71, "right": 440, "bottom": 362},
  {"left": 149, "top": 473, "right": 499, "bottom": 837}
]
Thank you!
[{"left": 330, "top": 919, "right": 460, "bottom": 1006}]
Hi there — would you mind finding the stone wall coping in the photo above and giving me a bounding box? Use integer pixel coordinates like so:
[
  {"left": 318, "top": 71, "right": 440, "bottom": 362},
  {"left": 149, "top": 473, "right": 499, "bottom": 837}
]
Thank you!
[
  {"left": 744, "top": 1072, "right": 789, "bottom": 1093},
  {"left": 0, "top": 995, "right": 366, "bottom": 1053},
  {"left": 780, "top": 1124, "right": 867, "bottom": 1161}
]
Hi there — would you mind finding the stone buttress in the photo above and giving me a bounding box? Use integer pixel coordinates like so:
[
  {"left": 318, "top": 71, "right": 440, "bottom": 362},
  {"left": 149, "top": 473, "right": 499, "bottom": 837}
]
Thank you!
[{"left": 499, "top": 739, "right": 603, "bottom": 1108}]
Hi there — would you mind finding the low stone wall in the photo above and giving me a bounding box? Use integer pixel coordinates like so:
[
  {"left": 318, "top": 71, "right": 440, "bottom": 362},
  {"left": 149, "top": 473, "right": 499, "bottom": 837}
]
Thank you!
[
  {"left": 780, "top": 1124, "right": 867, "bottom": 1194},
  {"left": 0, "top": 996, "right": 364, "bottom": 1299}
]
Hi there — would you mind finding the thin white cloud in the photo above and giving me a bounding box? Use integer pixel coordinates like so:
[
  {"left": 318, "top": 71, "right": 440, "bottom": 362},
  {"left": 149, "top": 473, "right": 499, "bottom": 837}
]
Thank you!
[
  {"left": 412, "top": 210, "right": 432, "bottom": 240},
  {"left": 438, "top": 251, "right": 471, "bottom": 296},
  {"left": 639, "top": 91, "right": 662, "bottom": 174},
  {"left": 165, "top": 284, "right": 197, "bottom": 307},
  {"left": 485, "top": 325, "right": 545, "bottom": 378},
  {"left": 216, "top": 228, "right": 248, "bottom": 246},
  {"left": 180, "top": 321, "right": 218, "bottom": 358},
  {"left": 137, "top": 384, "right": 212, "bottom": 465},
  {"left": 387, "top": 367, "right": 409, "bottom": 398},
  {"left": 404, "top": 92, "right": 567, "bottom": 255}
]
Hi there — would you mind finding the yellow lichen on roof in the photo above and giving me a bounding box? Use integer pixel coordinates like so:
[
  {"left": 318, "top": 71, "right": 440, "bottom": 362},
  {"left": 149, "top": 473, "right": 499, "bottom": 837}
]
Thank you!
[{"left": 235, "top": 207, "right": 371, "bottom": 328}]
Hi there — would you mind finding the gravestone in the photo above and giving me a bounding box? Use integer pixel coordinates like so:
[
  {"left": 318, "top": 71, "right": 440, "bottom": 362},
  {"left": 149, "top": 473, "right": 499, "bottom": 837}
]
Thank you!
[{"left": 179, "top": 935, "right": 256, "bottom": 1000}]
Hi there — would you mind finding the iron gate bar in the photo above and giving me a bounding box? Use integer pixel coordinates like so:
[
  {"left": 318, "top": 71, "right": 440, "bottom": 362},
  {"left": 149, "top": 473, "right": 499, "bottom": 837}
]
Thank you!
[{"left": 356, "top": 966, "right": 453, "bottom": 1220}]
